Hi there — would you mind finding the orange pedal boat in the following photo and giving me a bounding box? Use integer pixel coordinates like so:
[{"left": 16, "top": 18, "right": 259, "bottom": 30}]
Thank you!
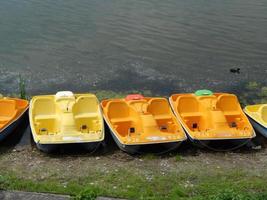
[
  {"left": 169, "top": 90, "right": 255, "bottom": 150},
  {"left": 0, "top": 97, "right": 29, "bottom": 141},
  {"left": 101, "top": 94, "right": 187, "bottom": 154}
]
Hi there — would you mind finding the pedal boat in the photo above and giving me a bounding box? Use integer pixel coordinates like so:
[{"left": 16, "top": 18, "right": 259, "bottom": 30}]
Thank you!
[
  {"left": 29, "top": 91, "right": 104, "bottom": 153},
  {"left": 169, "top": 90, "right": 255, "bottom": 150},
  {"left": 0, "top": 97, "right": 29, "bottom": 141},
  {"left": 101, "top": 94, "right": 187, "bottom": 154},
  {"left": 244, "top": 104, "right": 267, "bottom": 138}
]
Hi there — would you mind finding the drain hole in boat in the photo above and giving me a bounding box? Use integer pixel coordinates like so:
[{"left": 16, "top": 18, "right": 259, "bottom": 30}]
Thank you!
[
  {"left": 81, "top": 125, "right": 87, "bottom": 130},
  {"left": 230, "top": 122, "right": 237, "bottom": 128},
  {"left": 129, "top": 127, "right": 135, "bottom": 133},
  {"left": 39, "top": 128, "right": 48, "bottom": 134},
  {"left": 192, "top": 123, "right": 198, "bottom": 129},
  {"left": 160, "top": 125, "right": 167, "bottom": 130}
]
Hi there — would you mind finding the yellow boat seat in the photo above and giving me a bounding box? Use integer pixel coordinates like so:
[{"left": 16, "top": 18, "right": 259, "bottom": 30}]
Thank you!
[
  {"left": 260, "top": 106, "right": 267, "bottom": 123},
  {"left": 34, "top": 114, "right": 57, "bottom": 121},
  {"left": 32, "top": 97, "right": 56, "bottom": 116},
  {"left": 73, "top": 96, "right": 99, "bottom": 119}
]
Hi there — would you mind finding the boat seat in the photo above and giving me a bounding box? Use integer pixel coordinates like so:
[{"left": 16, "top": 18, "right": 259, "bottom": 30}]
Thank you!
[
  {"left": 74, "top": 96, "right": 98, "bottom": 112},
  {"left": 176, "top": 96, "right": 200, "bottom": 114},
  {"left": 217, "top": 94, "right": 240, "bottom": 114},
  {"left": 0, "top": 99, "right": 17, "bottom": 118},
  {"left": 106, "top": 101, "right": 130, "bottom": 120},
  {"left": 32, "top": 97, "right": 56, "bottom": 116},
  {"left": 181, "top": 112, "right": 202, "bottom": 118},
  {"left": 34, "top": 114, "right": 57, "bottom": 121},
  {"left": 0, "top": 123, "right": 5, "bottom": 129},
  {"left": 260, "top": 106, "right": 267, "bottom": 123},
  {"left": 147, "top": 98, "right": 171, "bottom": 116},
  {"left": 223, "top": 111, "right": 241, "bottom": 116},
  {"left": 0, "top": 116, "right": 12, "bottom": 122},
  {"left": 110, "top": 117, "right": 133, "bottom": 123},
  {"left": 153, "top": 114, "right": 172, "bottom": 120},
  {"left": 128, "top": 100, "right": 148, "bottom": 113},
  {"left": 74, "top": 113, "right": 99, "bottom": 119}
]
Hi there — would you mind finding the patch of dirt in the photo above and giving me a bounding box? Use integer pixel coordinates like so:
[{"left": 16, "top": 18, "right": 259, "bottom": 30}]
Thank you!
[{"left": 1, "top": 139, "right": 267, "bottom": 182}]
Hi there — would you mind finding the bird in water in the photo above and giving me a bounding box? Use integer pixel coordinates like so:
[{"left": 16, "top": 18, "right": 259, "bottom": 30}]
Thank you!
[{"left": 230, "top": 68, "right": 240, "bottom": 74}]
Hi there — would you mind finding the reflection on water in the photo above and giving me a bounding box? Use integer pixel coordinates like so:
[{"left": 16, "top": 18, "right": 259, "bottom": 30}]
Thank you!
[{"left": 0, "top": 0, "right": 266, "bottom": 95}]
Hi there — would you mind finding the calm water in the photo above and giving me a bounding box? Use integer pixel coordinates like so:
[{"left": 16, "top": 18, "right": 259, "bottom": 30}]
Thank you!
[{"left": 0, "top": 0, "right": 267, "bottom": 95}]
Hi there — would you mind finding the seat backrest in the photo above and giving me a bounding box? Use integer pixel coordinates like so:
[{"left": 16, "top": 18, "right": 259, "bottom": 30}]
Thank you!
[
  {"left": 147, "top": 98, "right": 170, "bottom": 115},
  {"left": 0, "top": 100, "right": 16, "bottom": 117},
  {"left": 260, "top": 106, "right": 267, "bottom": 123},
  {"left": 176, "top": 96, "right": 199, "bottom": 114},
  {"left": 33, "top": 98, "right": 56, "bottom": 115},
  {"left": 106, "top": 101, "right": 130, "bottom": 119},
  {"left": 128, "top": 100, "right": 148, "bottom": 113},
  {"left": 216, "top": 94, "right": 239, "bottom": 112},
  {"left": 73, "top": 96, "right": 98, "bottom": 115}
]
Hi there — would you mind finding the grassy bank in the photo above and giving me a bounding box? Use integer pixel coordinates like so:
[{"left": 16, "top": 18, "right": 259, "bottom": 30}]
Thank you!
[
  {"left": 0, "top": 81, "right": 267, "bottom": 200},
  {"left": 1, "top": 149, "right": 267, "bottom": 200}
]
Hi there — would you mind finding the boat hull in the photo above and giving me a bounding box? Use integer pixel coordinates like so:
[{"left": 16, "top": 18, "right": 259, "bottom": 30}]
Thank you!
[
  {"left": 0, "top": 108, "right": 28, "bottom": 142},
  {"left": 186, "top": 134, "right": 251, "bottom": 151},
  {"left": 109, "top": 129, "right": 182, "bottom": 154},
  {"left": 247, "top": 116, "right": 267, "bottom": 138},
  {"left": 36, "top": 141, "right": 102, "bottom": 153}
]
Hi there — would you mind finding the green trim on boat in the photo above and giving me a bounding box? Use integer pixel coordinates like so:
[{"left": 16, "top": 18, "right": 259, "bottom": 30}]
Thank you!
[{"left": 195, "top": 90, "right": 213, "bottom": 96}]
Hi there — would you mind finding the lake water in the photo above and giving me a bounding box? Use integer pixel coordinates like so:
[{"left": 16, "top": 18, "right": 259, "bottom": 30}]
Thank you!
[{"left": 0, "top": 0, "right": 267, "bottom": 95}]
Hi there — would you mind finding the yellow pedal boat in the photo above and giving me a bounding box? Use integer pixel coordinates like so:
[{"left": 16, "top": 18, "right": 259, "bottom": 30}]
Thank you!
[
  {"left": 29, "top": 91, "right": 104, "bottom": 152},
  {"left": 0, "top": 97, "right": 29, "bottom": 141},
  {"left": 169, "top": 90, "right": 255, "bottom": 149},
  {"left": 244, "top": 104, "right": 267, "bottom": 138},
  {"left": 101, "top": 94, "right": 187, "bottom": 154}
]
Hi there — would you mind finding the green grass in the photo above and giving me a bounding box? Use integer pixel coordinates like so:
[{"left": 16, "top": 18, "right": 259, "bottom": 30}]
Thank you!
[
  {"left": 239, "top": 81, "right": 267, "bottom": 106},
  {"left": 1, "top": 168, "right": 267, "bottom": 200},
  {"left": 142, "top": 153, "right": 157, "bottom": 160}
]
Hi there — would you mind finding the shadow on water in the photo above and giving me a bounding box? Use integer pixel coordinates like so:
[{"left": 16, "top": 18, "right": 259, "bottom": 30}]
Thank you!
[{"left": 97, "top": 67, "right": 182, "bottom": 96}]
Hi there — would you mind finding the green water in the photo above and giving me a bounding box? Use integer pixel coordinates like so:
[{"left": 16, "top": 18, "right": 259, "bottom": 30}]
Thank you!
[{"left": 0, "top": 0, "right": 266, "bottom": 95}]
